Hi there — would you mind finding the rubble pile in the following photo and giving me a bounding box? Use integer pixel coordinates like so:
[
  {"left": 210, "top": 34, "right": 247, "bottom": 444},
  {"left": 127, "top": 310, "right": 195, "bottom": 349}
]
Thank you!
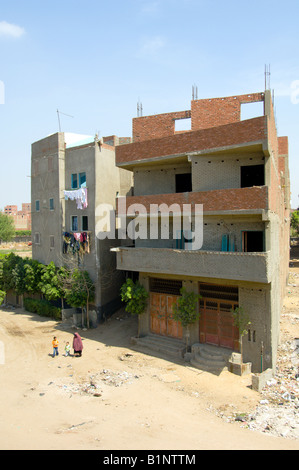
[
  {"left": 244, "top": 337, "right": 299, "bottom": 439},
  {"left": 214, "top": 337, "right": 299, "bottom": 440},
  {"left": 55, "top": 369, "right": 139, "bottom": 397}
]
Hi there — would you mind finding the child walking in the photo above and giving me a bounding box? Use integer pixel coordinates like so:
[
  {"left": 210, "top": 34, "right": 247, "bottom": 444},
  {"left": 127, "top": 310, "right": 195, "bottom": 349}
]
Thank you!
[
  {"left": 52, "top": 336, "right": 59, "bottom": 357},
  {"left": 64, "top": 341, "right": 71, "bottom": 356}
]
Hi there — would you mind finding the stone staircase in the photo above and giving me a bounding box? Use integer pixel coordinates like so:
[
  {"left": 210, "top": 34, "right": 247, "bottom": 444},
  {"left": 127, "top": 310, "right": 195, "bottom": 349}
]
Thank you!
[
  {"left": 131, "top": 334, "right": 185, "bottom": 359},
  {"left": 190, "top": 343, "right": 233, "bottom": 372},
  {"left": 130, "top": 334, "right": 240, "bottom": 374}
]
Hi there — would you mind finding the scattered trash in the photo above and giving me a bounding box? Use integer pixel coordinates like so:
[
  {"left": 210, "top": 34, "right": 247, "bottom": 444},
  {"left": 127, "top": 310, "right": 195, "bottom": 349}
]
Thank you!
[{"left": 208, "top": 335, "right": 299, "bottom": 440}]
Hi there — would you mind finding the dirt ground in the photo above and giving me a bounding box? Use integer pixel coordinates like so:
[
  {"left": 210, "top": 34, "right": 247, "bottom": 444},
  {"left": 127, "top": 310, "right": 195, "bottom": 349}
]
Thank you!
[{"left": 0, "top": 253, "right": 299, "bottom": 450}]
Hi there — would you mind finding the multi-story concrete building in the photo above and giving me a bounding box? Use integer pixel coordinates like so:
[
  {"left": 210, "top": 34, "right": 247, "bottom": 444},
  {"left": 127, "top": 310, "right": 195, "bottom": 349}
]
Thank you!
[
  {"left": 113, "top": 90, "right": 290, "bottom": 373},
  {"left": 2, "top": 203, "right": 31, "bottom": 231},
  {"left": 31, "top": 132, "right": 132, "bottom": 319}
]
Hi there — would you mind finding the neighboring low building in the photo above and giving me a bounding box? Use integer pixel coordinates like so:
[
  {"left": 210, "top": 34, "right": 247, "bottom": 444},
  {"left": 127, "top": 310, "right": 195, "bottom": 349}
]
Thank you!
[
  {"left": 113, "top": 89, "right": 290, "bottom": 373},
  {"left": 2, "top": 203, "right": 31, "bottom": 231},
  {"left": 31, "top": 132, "right": 133, "bottom": 319}
]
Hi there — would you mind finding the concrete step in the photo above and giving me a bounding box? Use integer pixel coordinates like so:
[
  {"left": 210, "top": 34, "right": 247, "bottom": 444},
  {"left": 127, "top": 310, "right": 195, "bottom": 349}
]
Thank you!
[
  {"left": 131, "top": 333, "right": 185, "bottom": 358},
  {"left": 190, "top": 343, "right": 232, "bottom": 372}
]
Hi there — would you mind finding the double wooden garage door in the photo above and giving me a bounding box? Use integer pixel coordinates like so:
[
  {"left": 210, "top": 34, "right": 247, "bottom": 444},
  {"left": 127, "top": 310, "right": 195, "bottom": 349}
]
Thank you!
[
  {"left": 150, "top": 293, "right": 183, "bottom": 339},
  {"left": 199, "top": 284, "right": 239, "bottom": 350}
]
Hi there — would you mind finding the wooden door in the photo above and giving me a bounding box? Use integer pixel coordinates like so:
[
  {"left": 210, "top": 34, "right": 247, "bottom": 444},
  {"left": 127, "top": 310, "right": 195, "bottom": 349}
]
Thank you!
[
  {"left": 150, "top": 293, "right": 183, "bottom": 339},
  {"left": 199, "top": 298, "right": 239, "bottom": 350}
]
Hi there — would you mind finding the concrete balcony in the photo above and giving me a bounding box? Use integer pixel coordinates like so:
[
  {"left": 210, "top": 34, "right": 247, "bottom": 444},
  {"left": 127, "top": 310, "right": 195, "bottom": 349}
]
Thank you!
[
  {"left": 112, "top": 246, "right": 272, "bottom": 284},
  {"left": 116, "top": 116, "right": 267, "bottom": 168},
  {"left": 120, "top": 186, "right": 269, "bottom": 216}
]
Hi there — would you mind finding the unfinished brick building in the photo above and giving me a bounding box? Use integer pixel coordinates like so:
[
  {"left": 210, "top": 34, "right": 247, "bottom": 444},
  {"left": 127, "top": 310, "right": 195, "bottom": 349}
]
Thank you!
[
  {"left": 113, "top": 90, "right": 290, "bottom": 373},
  {"left": 2, "top": 203, "right": 31, "bottom": 231}
]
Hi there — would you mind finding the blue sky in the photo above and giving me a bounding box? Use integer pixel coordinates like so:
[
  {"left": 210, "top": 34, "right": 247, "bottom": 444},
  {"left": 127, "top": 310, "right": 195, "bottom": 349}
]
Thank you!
[{"left": 1, "top": 0, "right": 299, "bottom": 210}]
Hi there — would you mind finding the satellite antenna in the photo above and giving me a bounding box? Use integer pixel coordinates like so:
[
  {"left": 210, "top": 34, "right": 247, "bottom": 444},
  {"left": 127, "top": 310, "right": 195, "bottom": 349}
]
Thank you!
[
  {"left": 192, "top": 84, "right": 198, "bottom": 100},
  {"left": 57, "top": 109, "right": 74, "bottom": 132},
  {"left": 137, "top": 99, "right": 143, "bottom": 117},
  {"left": 264, "top": 64, "right": 271, "bottom": 91}
]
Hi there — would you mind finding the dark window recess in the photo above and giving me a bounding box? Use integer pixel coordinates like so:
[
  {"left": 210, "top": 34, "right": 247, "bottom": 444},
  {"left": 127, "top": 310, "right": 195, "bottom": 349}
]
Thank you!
[
  {"left": 175, "top": 173, "right": 192, "bottom": 193},
  {"left": 150, "top": 278, "right": 182, "bottom": 295},
  {"left": 241, "top": 165, "right": 264, "bottom": 188},
  {"left": 82, "top": 216, "right": 88, "bottom": 231},
  {"left": 71, "top": 173, "right": 78, "bottom": 189},
  {"left": 199, "top": 283, "right": 238, "bottom": 302},
  {"left": 242, "top": 231, "right": 264, "bottom": 252}
]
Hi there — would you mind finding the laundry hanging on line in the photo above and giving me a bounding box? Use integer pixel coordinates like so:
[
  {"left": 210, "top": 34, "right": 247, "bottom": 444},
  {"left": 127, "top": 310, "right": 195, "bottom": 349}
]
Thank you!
[
  {"left": 63, "top": 231, "right": 90, "bottom": 255},
  {"left": 64, "top": 187, "right": 88, "bottom": 210}
]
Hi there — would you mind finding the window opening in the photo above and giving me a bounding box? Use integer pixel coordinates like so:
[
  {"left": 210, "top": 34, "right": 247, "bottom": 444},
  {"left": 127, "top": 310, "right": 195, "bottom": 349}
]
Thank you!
[
  {"left": 71, "top": 216, "right": 78, "bottom": 232},
  {"left": 175, "top": 173, "right": 192, "bottom": 193},
  {"left": 242, "top": 231, "right": 264, "bottom": 252},
  {"left": 241, "top": 164, "right": 264, "bottom": 187},
  {"left": 34, "top": 233, "right": 40, "bottom": 244},
  {"left": 82, "top": 216, "right": 88, "bottom": 231},
  {"left": 35, "top": 200, "right": 40, "bottom": 212},
  {"left": 240, "top": 101, "right": 264, "bottom": 121},
  {"left": 150, "top": 278, "right": 182, "bottom": 295},
  {"left": 50, "top": 235, "right": 54, "bottom": 248},
  {"left": 79, "top": 172, "right": 86, "bottom": 187},
  {"left": 175, "top": 230, "right": 193, "bottom": 249},
  {"left": 71, "top": 173, "right": 78, "bottom": 189},
  {"left": 49, "top": 198, "right": 54, "bottom": 210},
  {"left": 199, "top": 283, "right": 238, "bottom": 302},
  {"left": 175, "top": 117, "right": 191, "bottom": 131}
]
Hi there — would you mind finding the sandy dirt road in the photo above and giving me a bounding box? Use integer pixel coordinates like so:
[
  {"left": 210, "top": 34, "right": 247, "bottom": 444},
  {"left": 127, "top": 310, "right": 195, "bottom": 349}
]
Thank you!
[{"left": 0, "top": 296, "right": 298, "bottom": 452}]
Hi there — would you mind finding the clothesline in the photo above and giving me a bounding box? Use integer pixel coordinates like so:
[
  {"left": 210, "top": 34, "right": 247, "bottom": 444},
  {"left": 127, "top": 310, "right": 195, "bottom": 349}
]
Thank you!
[
  {"left": 63, "top": 231, "right": 90, "bottom": 255},
  {"left": 64, "top": 187, "right": 88, "bottom": 210}
]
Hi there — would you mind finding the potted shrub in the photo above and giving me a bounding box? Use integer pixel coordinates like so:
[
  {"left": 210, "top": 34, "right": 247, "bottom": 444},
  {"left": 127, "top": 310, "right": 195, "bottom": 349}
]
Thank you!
[
  {"left": 120, "top": 278, "right": 149, "bottom": 337},
  {"left": 171, "top": 287, "right": 201, "bottom": 352},
  {"left": 229, "top": 306, "right": 252, "bottom": 375}
]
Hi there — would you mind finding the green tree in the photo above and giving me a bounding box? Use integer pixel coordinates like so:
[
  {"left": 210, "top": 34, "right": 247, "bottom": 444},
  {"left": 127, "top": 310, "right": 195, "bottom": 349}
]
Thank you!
[
  {"left": 231, "top": 306, "right": 251, "bottom": 362},
  {"left": 0, "top": 289, "right": 5, "bottom": 305},
  {"left": 0, "top": 213, "right": 15, "bottom": 243},
  {"left": 120, "top": 278, "right": 149, "bottom": 336},
  {"left": 39, "top": 262, "right": 66, "bottom": 308},
  {"left": 64, "top": 269, "right": 95, "bottom": 328},
  {"left": 171, "top": 287, "right": 201, "bottom": 350},
  {"left": 23, "top": 259, "right": 43, "bottom": 295},
  {"left": 0, "top": 254, "right": 43, "bottom": 298},
  {"left": 291, "top": 210, "right": 299, "bottom": 236},
  {"left": 0, "top": 253, "right": 24, "bottom": 293}
]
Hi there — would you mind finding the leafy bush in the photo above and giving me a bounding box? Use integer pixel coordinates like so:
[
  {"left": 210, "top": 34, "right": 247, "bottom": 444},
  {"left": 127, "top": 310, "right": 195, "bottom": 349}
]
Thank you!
[
  {"left": 0, "top": 290, "right": 5, "bottom": 305},
  {"left": 120, "top": 278, "right": 149, "bottom": 337},
  {"left": 171, "top": 287, "right": 201, "bottom": 327},
  {"left": 24, "top": 298, "right": 61, "bottom": 320},
  {"left": 120, "top": 278, "right": 149, "bottom": 316}
]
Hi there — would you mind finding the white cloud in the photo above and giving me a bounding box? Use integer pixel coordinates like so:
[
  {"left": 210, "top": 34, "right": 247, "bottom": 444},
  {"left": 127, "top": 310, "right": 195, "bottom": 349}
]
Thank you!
[{"left": 0, "top": 21, "right": 25, "bottom": 38}]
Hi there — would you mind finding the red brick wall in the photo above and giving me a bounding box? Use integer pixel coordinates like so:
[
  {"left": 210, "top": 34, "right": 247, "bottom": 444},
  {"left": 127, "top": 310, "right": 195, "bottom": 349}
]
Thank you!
[
  {"left": 278, "top": 136, "right": 288, "bottom": 156},
  {"left": 118, "top": 186, "right": 268, "bottom": 215},
  {"left": 191, "top": 92, "right": 264, "bottom": 131},
  {"left": 133, "top": 110, "right": 191, "bottom": 142},
  {"left": 116, "top": 116, "right": 267, "bottom": 166},
  {"left": 132, "top": 93, "right": 265, "bottom": 142}
]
